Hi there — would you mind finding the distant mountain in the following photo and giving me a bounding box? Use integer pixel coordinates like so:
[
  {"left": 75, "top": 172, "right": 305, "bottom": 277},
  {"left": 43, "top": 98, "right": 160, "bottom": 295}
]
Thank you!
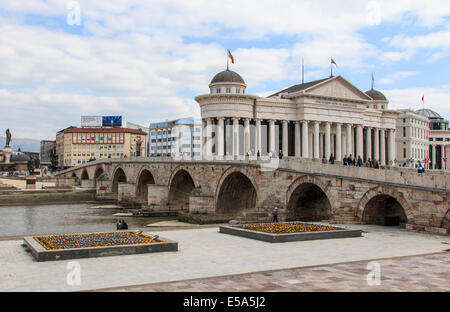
[{"left": 0, "top": 137, "right": 41, "bottom": 153}]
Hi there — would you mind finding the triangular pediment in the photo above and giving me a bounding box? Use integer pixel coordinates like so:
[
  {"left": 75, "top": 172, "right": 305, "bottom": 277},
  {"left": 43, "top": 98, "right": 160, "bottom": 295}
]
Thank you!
[{"left": 303, "top": 76, "right": 372, "bottom": 101}]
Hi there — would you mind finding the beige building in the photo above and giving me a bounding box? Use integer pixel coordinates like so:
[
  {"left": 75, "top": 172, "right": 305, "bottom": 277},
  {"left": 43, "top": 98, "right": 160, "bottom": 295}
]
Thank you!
[
  {"left": 395, "top": 109, "right": 430, "bottom": 168},
  {"left": 56, "top": 127, "right": 147, "bottom": 169},
  {"left": 196, "top": 69, "right": 398, "bottom": 165},
  {"left": 416, "top": 109, "right": 450, "bottom": 170}
]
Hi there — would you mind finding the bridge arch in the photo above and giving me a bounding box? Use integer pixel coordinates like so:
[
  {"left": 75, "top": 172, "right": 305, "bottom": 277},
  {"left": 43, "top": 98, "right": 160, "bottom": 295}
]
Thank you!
[
  {"left": 215, "top": 167, "right": 258, "bottom": 215},
  {"left": 81, "top": 169, "right": 89, "bottom": 180},
  {"left": 357, "top": 187, "right": 412, "bottom": 226},
  {"left": 286, "top": 175, "right": 334, "bottom": 221},
  {"left": 112, "top": 167, "right": 127, "bottom": 194},
  {"left": 136, "top": 169, "right": 156, "bottom": 203},
  {"left": 93, "top": 166, "right": 104, "bottom": 186},
  {"left": 168, "top": 168, "right": 196, "bottom": 211}
]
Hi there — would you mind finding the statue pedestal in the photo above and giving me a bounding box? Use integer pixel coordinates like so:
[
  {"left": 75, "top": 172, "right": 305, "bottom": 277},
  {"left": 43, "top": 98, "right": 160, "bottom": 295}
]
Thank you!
[{"left": 2, "top": 146, "right": 12, "bottom": 164}]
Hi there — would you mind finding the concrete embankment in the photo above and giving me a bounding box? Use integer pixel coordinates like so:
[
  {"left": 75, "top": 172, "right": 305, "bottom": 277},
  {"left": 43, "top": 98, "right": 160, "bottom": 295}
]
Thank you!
[{"left": 0, "top": 190, "right": 99, "bottom": 206}]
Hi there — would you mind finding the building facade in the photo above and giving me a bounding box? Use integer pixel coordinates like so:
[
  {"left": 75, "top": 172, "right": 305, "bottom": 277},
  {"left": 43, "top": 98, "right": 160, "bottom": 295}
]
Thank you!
[
  {"left": 56, "top": 127, "right": 147, "bottom": 169},
  {"left": 395, "top": 109, "right": 430, "bottom": 168},
  {"left": 149, "top": 118, "right": 202, "bottom": 157},
  {"left": 196, "top": 69, "right": 398, "bottom": 165},
  {"left": 416, "top": 109, "right": 450, "bottom": 170}
]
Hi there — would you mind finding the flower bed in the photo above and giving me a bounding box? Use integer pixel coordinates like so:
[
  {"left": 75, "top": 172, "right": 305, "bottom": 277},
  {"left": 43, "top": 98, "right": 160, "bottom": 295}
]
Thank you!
[
  {"left": 220, "top": 222, "right": 362, "bottom": 243},
  {"left": 34, "top": 231, "right": 163, "bottom": 250},
  {"left": 242, "top": 222, "right": 338, "bottom": 234}
]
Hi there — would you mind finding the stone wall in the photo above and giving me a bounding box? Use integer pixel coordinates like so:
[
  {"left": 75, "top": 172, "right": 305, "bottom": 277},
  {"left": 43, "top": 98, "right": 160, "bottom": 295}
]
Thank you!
[{"left": 56, "top": 158, "right": 450, "bottom": 233}]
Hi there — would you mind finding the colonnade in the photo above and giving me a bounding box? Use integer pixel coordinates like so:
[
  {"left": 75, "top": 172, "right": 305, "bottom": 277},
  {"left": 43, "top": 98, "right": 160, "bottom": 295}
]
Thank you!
[
  {"left": 202, "top": 118, "right": 396, "bottom": 165},
  {"left": 430, "top": 144, "right": 449, "bottom": 170}
]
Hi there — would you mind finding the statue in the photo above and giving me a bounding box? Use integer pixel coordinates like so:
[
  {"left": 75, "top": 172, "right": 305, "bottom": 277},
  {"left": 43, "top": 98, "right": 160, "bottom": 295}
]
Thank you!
[{"left": 5, "top": 129, "right": 11, "bottom": 147}]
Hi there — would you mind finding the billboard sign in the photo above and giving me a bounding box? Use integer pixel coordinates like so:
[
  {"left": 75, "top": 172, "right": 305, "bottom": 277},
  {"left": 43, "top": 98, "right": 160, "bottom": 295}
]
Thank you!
[
  {"left": 81, "top": 116, "right": 102, "bottom": 127},
  {"left": 102, "top": 116, "right": 122, "bottom": 127}
]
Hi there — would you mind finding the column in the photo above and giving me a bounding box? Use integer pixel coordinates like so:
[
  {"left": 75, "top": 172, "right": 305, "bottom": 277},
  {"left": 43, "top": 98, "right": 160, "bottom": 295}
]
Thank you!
[
  {"left": 440, "top": 144, "right": 444, "bottom": 169},
  {"left": 282, "top": 120, "right": 288, "bottom": 156},
  {"left": 294, "top": 121, "right": 300, "bottom": 157},
  {"left": 269, "top": 120, "right": 275, "bottom": 155},
  {"left": 325, "top": 122, "right": 331, "bottom": 159},
  {"left": 244, "top": 118, "right": 250, "bottom": 155},
  {"left": 302, "top": 121, "right": 309, "bottom": 158},
  {"left": 336, "top": 123, "right": 342, "bottom": 162},
  {"left": 232, "top": 117, "right": 239, "bottom": 156},
  {"left": 319, "top": 134, "right": 324, "bottom": 158},
  {"left": 217, "top": 117, "right": 224, "bottom": 156},
  {"left": 308, "top": 132, "right": 313, "bottom": 158},
  {"left": 380, "top": 129, "right": 386, "bottom": 165},
  {"left": 366, "top": 127, "right": 372, "bottom": 161},
  {"left": 314, "top": 121, "right": 320, "bottom": 159},
  {"left": 205, "top": 118, "right": 212, "bottom": 156},
  {"left": 255, "top": 119, "right": 262, "bottom": 156},
  {"left": 346, "top": 124, "right": 352, "bottom": 157},
  {"left": 388, "top": 129, "right": 396, "bottom": 165},
  {"left": 356, "top": 125, "right": 363, "bottom": 158},
  {"left": 373, "top": 128, "right": 379, "bottom": 162},
  {"left": 202, "top": 119, "right": 206, "bottom": 157},
  {"left": 432, "top": 144, "right": 436, "bottom": 169}
]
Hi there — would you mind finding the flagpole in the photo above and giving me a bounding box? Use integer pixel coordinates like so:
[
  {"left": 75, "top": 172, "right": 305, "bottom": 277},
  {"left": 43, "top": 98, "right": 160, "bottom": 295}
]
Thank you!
[{"left": 227, "top": 55, "right": 229, "bottom": 70}]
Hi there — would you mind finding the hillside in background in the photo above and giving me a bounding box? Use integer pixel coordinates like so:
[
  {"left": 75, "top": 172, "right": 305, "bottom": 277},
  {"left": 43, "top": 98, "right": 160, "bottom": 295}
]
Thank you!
[{"left": 0, "top": 137, "right": 41, "bottom": 153}]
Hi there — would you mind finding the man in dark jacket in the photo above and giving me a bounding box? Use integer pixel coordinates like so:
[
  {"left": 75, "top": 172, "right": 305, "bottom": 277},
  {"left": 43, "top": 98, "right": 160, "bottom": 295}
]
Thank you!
[{"left": 357, "top": 155, "right": 363, "bottom": 167}]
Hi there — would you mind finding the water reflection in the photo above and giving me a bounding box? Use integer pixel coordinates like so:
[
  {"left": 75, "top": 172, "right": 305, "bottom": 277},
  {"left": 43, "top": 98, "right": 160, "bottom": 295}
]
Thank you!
[{"left": 0, "top": 204, "right": 173, "bottom": 237}]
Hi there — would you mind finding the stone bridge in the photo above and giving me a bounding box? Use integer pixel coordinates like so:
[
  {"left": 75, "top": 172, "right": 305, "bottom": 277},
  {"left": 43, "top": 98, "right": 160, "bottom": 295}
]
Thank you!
[{"left": 56, "top": 157, "right": 450, "bottom": 234}]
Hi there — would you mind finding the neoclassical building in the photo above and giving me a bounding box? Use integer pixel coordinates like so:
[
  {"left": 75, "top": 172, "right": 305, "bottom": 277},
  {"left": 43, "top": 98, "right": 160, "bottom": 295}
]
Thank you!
[{"left": 195, "top": 69, "right": 398, "bottom": 165}]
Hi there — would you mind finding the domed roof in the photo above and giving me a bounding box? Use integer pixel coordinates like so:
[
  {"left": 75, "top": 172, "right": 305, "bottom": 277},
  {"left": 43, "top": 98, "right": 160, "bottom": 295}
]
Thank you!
[
  {"left": 365, "top": 89, "right": 387, "bottom": 101},
  {"left": 11, "top": 152, "right": 31, "bottom": 162},
  {"left": 210, "top": 69, "right": 245, "bottom": 84},
  {"left": 415, "top": 108, "right": 442, "bottom": 119}
]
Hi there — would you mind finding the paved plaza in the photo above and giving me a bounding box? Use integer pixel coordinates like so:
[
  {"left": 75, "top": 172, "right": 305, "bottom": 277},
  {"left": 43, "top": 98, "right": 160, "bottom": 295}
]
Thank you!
[
  {"left": 1, "top": 224, "right": 449, "bottom": 292},
  {"left": 100, "top": 252, "right": 450, "bottom": 292}
]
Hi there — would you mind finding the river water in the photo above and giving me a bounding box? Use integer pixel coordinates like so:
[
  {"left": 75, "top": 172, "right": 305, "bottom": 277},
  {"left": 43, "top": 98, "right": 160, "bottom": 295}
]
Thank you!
[{"left": 0, "top": 204, "right": 174, "bottom": 237}]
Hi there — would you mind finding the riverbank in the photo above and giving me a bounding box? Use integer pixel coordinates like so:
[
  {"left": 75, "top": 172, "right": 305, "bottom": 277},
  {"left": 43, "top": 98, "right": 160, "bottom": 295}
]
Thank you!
[{"left": 0, "top": 189, "right": 98, "bottom": 206}]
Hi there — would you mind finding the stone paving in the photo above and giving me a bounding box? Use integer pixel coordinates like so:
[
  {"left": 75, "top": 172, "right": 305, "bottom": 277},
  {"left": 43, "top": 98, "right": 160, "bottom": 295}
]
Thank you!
[
  {"left": 1, "top": 224, "right": 449, "bottom": 292},
  {"left": 98, "top": 252, "right": 450, "bottom": 292}
]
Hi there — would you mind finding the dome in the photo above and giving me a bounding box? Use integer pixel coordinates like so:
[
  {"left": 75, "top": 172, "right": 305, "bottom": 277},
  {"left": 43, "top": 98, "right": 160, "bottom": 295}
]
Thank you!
[
  {"left": 210, "top": 69, "right": 245, "bottom": 84},
  {"left": 365, "top": 89, "right": 387, "bottom": 101},
  {"left": 11, "top": 152, "right": 31, "bottom": 162},
  {"left": 415, "top": 108, "right": 442, "bottom": 119}
]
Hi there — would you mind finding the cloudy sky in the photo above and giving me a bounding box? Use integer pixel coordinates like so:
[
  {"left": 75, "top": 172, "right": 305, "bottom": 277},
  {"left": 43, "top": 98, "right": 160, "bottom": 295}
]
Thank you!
[{"left": 1, "top": 0, "right": 450, "bottom": 140}]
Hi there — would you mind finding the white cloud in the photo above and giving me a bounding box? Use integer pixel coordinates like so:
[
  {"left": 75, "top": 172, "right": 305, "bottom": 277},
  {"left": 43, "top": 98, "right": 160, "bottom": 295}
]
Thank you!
[
  {"left": 383, "top": 85, "right": 450, "bottom": 120},
  {"left": 379, "top": 71, "right": 417, "bottom": 84},
  {"left": 1, "top": 0, "right": 450, "bottom": 140}
]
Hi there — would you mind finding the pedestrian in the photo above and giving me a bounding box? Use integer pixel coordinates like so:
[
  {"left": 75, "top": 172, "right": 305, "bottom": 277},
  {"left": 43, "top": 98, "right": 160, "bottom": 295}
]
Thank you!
[
  {"left": 365, "top": 157, "right": 372, "bottom": 168},
  {"left": 348, "top": 154, "right": 353, "bottom": 166},
  {"left": 257, "top": 150, "right": 260, "bottom": 157},
  {"left": 417, "top": 161, "right": 425, "bottom": 174},
  {"left": 373, "top": 158, "right": 379, "bottom": 169},
  {"left": 272, "top": 207, "right": 278, "bottom": 223},
  {"left": 268, "top": 151, "right": 273, "bottom": 158},
  {"left": 357, "top": 155, "right": 363, "bottom": 167},
  {"left": 343, "top": 154, "right": 348, "bottom": 166},
  {"left": 279, "top": 149, "right": 283, "bottom": 159},
  {"left": 329, "top": 153, "right": 335, "bottom": 164}
]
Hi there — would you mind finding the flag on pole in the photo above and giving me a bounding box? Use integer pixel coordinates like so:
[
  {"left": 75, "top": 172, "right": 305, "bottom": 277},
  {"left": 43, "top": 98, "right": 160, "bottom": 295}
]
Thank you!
[
  {"left": 227, "top": 50, "right": 234, "bottom": 64},
  {"left": 331, "top": 57, "right": 337, "bottom": 67},
  {"left": 422, "top": 95, "right": 424, "bottom": 102}
]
